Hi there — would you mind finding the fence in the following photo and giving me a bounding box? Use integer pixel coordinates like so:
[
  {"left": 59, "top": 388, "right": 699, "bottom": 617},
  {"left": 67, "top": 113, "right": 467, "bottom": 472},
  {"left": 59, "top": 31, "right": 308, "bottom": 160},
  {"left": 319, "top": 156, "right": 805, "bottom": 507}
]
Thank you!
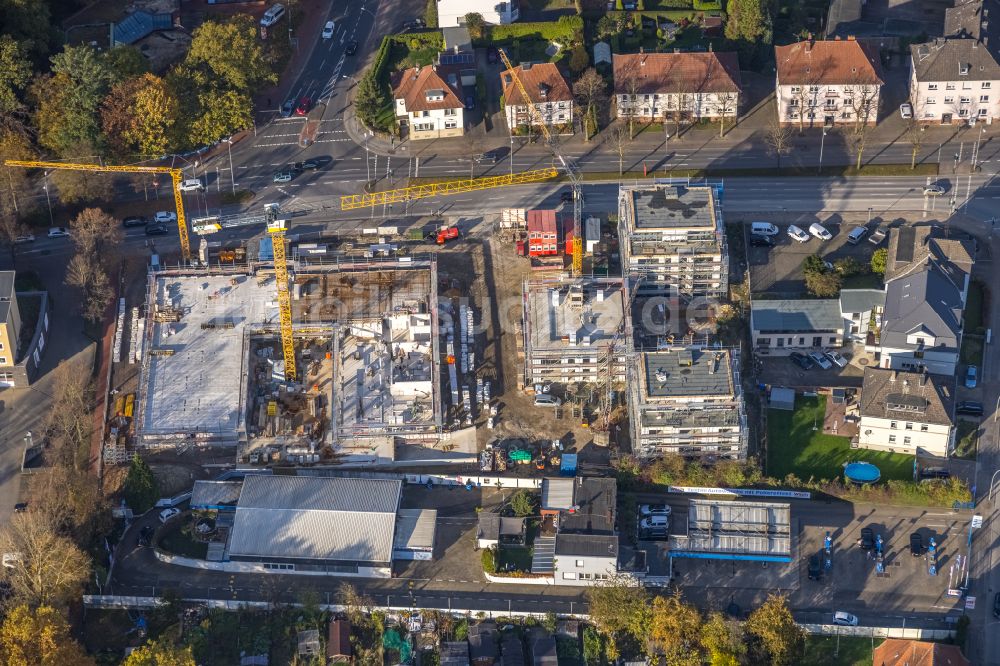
[{"left": 800, "top": 624, "right": 955, "bottom": 641}]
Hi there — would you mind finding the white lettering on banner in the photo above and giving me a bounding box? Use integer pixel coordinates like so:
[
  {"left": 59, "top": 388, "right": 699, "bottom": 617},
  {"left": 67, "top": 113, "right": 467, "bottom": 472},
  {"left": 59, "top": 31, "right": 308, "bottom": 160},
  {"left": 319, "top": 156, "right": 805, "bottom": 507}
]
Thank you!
[{"left": 668, "top": 486, "right": 812, "bottom": 500}]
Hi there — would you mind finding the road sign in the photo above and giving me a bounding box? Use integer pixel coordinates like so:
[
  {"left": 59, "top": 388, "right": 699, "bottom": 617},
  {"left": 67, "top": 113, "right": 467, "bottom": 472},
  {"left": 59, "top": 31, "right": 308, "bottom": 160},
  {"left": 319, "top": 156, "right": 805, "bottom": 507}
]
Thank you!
[
  {"left": 972, "top": 514, "right": 983, "bottom": 529},
  {"left": 966, "top": 596, "right": 976, "bottom": 610}
]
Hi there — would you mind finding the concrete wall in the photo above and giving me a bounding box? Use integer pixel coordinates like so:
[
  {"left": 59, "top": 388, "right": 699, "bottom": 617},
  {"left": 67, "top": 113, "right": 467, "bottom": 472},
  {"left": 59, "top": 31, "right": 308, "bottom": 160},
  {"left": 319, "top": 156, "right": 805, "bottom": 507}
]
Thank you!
[
  {"left": 857, "top": 416, "right": 953, "bottom": 457},
  {"left": 153, "top": 549, "right": 391, "bottom": 578}
]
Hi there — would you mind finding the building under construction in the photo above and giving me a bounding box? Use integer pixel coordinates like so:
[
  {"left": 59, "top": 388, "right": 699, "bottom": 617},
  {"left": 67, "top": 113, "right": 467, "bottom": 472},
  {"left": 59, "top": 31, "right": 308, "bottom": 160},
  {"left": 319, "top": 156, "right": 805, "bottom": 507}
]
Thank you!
[
  {"left": 133, "top": 256, "right": 444, "bottom": 465},
  {"left": 617, "top": 181, "right": 729, "bottom": 299},
  {"left": 521, "top": 276, "right": 626, "bottom": 386}
]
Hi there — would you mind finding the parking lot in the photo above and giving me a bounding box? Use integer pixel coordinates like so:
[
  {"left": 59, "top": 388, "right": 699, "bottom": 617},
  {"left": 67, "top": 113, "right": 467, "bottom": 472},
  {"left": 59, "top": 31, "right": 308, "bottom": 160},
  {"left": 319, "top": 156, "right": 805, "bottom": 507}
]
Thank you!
[{"left": 757, "top": 342, "right": 869, "bottom": 388}]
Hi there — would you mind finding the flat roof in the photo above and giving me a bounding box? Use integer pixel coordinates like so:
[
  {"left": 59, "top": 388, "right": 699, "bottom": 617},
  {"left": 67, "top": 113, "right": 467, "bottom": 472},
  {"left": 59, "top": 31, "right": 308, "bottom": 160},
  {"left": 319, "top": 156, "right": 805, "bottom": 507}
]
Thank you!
[
  {"left": 670, "top": 499, "right": 791, "bottom": 558},
  {"left": 751, "top": 299, "right": 843, "bottom": 333},
  {"left": 626, "top": 185, "right": 718, "bottom": 230},
  {"left": 393, "top": 508, "right": 437, "bottom": 551},
  {"left": 642, "top": 348, "right": 735, "bottom": 398},
  {"left": 140, "top": 274, "right": 277, "bottom": 438},
  {"left": 0, "top": 270, "right": 14, "bottom": 299},
  {"left": 526, "top": 279, "right": 624, "bottom": 351},
  {"left": 191, "top": 480, "right": 243, "bottom": 508},
  {"left": 228, "top": 475, "right": 401, "bottom": 563}
]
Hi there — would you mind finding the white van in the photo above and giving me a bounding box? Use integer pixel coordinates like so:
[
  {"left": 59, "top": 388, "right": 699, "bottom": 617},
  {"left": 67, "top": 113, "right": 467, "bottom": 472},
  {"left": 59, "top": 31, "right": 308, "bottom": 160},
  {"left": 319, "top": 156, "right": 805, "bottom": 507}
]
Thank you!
[
  {"left": 751, "top": 221, "right": 779, "bottom": 236},
  {"left": 533, "top": 394, "right": 562, "bottom": 407},
  {"left": 260, "top": 3, "right": 286, "bottom": 27},
  {"left": 640, "top": 514, "right": 669, "bottom": 530}
]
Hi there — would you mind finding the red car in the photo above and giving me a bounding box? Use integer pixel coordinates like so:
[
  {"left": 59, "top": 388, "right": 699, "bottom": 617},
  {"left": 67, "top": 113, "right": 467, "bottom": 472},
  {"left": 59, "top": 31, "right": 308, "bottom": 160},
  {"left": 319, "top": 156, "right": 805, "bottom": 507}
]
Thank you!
[{"left": 294, "top": 97, "right": 312, "bottom": 116}]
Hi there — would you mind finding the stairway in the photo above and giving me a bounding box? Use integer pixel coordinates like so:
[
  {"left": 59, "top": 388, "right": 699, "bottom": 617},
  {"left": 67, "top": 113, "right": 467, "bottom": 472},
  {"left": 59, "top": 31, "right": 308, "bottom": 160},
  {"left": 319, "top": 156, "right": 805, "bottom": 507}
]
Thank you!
[{"left": 531, "top": 537, "right": 556, "bottom": 574}]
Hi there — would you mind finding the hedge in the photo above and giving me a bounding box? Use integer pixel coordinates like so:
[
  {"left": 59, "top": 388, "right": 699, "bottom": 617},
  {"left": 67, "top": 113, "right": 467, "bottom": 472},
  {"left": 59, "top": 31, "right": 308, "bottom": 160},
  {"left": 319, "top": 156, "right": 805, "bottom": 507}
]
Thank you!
[
  {"left": 692, "top": 0, "right": 721, "bottom": 8},
  {"left": 653, "top": 0, "right": 694, "bottom": 6},
  {"left": 479, "top": 15, "right": 584, "bottom": 46},
  {"left": 605, "top": 9, "right": 700, "bottom": 21}
]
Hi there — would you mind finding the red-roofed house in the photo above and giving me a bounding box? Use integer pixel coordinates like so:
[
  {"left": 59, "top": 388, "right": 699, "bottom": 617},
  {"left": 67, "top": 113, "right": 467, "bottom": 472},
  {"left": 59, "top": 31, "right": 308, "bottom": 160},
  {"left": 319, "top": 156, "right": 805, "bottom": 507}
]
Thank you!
[
  {"left": 527, "top": 210, "right": 559, "bottom": 256},
  {"left": 872, "top": 638, "right": 969, "bottom": 666},
  {"left": 392, "top": 65, "right": 466, "bottom": 140},
  {"left": 501, "top": 62, "right": 574, "bottom": 131},
  {"left": 612, "top": 51, "right": 742, "bottom": 122},
  {"left": 775, "top": 37, "right": 884, "bottom": 127}
]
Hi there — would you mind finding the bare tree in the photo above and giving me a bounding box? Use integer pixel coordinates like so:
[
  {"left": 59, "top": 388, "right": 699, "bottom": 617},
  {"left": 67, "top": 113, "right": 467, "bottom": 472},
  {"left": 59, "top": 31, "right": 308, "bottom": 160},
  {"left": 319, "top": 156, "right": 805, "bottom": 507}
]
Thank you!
[
  {"left": 905, "top": 118, "right": 924, "bottom": 169},
  {"left": 845, "top": 79, "right": 880, "bottom": 169},
  {"left": 0, "top": 511, "right": 91, "bottom": 609},
  {"left": 44, "top": 362, "right": 94, "bottom": 471},
  {"left": 764, "top": 117, "right": 793, "bottom": 172},
  {"left": 70, "top": 207, "right": 123, "bottom": 262},
  {"left": 716, "top": 92, "right": 738, "bottom": 138},
  {"left": 573, "top": 68, "right": 607, "bottom": 140},
  {"left": 792, "top": 82, "right": 815, "bottom": 133},
  {"left": 337, "top": 582, "right": 375, "bottom": 626},
  {"left": 27, "top": 465, "right": 106, "bottom": 544},
  {"left": 608, "top": 124, "right": 630, "bottom": 177},
  {"left": 617, "top": 61, "right": 643, "bottom": 139}
]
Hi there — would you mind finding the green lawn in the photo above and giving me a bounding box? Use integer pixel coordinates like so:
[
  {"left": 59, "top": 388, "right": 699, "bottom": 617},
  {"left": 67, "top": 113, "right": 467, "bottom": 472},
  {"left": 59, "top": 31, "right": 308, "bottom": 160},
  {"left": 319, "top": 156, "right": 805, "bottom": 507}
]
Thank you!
[
  {"left": 497, "top": 546, "right": 533, "bottom": 573},
  {"left": 802, "top": 636, "right": 880, "bottom": 666},
  {"left": 961, "top": 335, "right": 984, "bottom": 365},
  {"left": 842, "top": 273, "right": 883, "bottom": 290},
  {"left": 955, "top": 419, "right": 980, "bottom": 460},
  {"left": 964, "top": 279, "right": 985, "bottom": 333},
  {"left": 159, "top": 525, "right": 209, "bottom": 559},
  {"left": 767, "top": 396, "right": 914, "bottom": 482}
]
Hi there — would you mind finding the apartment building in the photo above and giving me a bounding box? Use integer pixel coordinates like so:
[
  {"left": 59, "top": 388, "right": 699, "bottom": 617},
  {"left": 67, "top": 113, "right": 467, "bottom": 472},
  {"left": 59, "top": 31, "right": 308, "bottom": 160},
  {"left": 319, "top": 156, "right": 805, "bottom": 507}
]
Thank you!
[
  {"left": 857, "top": 368, "right": 955, "bottom": 457},
  {"left": 612, "top": 51, "right": 741, "bottom": 121},
  {"left": 909, "top": 38, "right": 1000, "bottom": 124},
  {"left": 437, "top": 0, "right": 519, "bottom": 27},
  {"left": 391, "top": 65, "right": 465, "bottom": 140},
  {"left": 522, "top": 277, "right": 625, "bottom": 385},
  {"left": 617, "top": 183, "right": 728, "bottom": 298},
  {"left": 501, "top": 62, "right": 573, "bottom": 131},
  {"left": 775, "top": 38, "right": 884, "bottom": 126},
  {"left": 627, "top": 346, "right": 747, "bottom": 461},
  {"left": 750, "top": 299, "right": 844, "bottom": 353},
  {"left": 540, "top": 477, "right": 619, "bottom": 585},
  {"left": 0, "top": 271, "right": 20, "bottom": 387}
]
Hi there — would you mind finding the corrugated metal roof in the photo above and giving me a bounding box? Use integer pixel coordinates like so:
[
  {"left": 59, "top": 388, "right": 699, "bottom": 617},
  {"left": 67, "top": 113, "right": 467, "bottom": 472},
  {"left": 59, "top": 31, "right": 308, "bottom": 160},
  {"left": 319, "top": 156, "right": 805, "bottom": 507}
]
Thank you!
[
  {"left": 394, "top": 509, "right": 437, "bottom": 551},
  {"left": 541, "top": 478, "right": 574, "bottom": 510},
  {"left": 191, "top": 480, "right": 243, "bottom": 508},
  {"left": 228, "top": 476, "right": 401, "bottom": 563}
]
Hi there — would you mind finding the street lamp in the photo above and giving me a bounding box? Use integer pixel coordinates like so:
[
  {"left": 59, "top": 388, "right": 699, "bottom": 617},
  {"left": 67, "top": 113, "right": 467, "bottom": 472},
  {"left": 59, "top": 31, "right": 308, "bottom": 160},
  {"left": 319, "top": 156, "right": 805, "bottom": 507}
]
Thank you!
[
  {"left": 867, "top": 207, "right": 873, "bottom": 224},
  {"left": 223, "top": 138, "right": 236, "bottom": 194},
  {"left": 42, "top": 172, "right": 53, "bottom": 226},
  {"left": 818, "top": 127, "right": 828, "bottom": 174}
]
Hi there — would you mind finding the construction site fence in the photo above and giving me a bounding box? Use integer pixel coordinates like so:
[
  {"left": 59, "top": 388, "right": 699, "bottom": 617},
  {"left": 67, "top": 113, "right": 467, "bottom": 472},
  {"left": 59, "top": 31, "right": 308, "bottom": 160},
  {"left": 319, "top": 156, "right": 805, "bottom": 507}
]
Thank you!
[
  {"left": 799, "top": 624, "right": 955, "bottom": 641},
  {"left": 404, "top": 474, "right": 543, "bottom": 489}
]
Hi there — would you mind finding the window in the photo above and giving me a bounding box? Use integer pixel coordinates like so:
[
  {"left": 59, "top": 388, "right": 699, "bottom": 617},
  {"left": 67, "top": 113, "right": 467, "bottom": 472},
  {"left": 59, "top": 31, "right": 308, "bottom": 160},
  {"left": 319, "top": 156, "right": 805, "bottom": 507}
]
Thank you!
[
  {"left": 789, "top": 98, "right": 799, "bottom": 107},
  {"left": 444, "top": 108, "right": 456, "bottom": 116},
  {"left": 0, "top": 342, "right": 4, "bottom": 350},
  {"left": 928, "top": 83, "right": 938, "bottom": 90},
  {"left": 889, "top": 435, "right": 897, "bottom": 443},
  {"left": 921, "top": 424, "right": 929, "bottom": 432},
  {"left": 903, "top": 436, "right": 911, "bottom": 444},
  {"left": 984, "top": 82, "right": 992, "bottom": 89},
  {"left": 960, "top": 108, "right": 970, "bottom": 116},
  {"left": 905, "top": 422, "right": 913, "bottom": 430},
  {"left": 809, "top": 85, "right": 820, "bottom": 92},
  {"left": 790, "top": 86, "right": 801, "bottom": 93},
  {"left": 890, "top": 421, "right": 897, "bottom": 429},
  {"left": 562, "top": 572, "right": 578, "bottom": 580},
  {"left": 947, "top": 83, "right": 956, "bottom": 90},
  {"left": 981, "top": 108, "right": 989, "bottom": 116},
  {"left": 829, "top": 337, "right": 838, "bottom": 344},
  {"left": 981, "top": 95, "right": 990, "bottom": 102},
  {"left": 926, "top": 97, "right": 936, "bottom": 104},
  {"left": 575, "top": 560, "right": 585, "bottom": 567},
  {"left": 444, "top": 120, "right": 457, "bottom": 129},
  {"left": 944, "top": 97, "right": 954, "bottom": 104},
  {"left": 961, "top": 97, "right": 971, "bottom": 104}
]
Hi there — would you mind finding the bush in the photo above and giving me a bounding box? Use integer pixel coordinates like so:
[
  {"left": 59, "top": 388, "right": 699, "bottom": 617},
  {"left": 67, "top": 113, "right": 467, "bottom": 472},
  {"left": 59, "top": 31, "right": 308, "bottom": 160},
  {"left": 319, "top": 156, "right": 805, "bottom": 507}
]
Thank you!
[
  {"left": 510, "top": 489, "right": 538, "bottom": 517},
  {"left": 481, "top": 546, "right": 497, "bottom": 574},
  {"left": 659, "top": 0, "right": 695, "bottom": 6},
  {"left": 871, "top": 247, "right": 888, "bottom": 275},
  {"left": 425, "top": 0, "right": 438, "bottom": 28},
  {"left": 693, "top": 0, "right": 721, "bottom": 8}
]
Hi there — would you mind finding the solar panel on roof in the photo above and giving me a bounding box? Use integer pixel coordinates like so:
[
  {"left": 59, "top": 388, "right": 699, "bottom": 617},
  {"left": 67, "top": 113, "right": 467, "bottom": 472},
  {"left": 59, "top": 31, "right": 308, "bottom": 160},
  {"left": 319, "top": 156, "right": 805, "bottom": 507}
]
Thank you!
[
  {"left": 439, "top": 53, "right": 474, "bottom": 65},
  {"left": 897, "top": 227, "right": 916, "bottom": 263},
  {"left": 885, "top": 392, "right": 928, "bottom": 412}
]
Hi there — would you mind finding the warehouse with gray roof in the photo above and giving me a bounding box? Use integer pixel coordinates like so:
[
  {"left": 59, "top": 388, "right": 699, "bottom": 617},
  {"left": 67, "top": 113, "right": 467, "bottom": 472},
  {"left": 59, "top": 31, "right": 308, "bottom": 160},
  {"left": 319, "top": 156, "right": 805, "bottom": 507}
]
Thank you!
[{"left": 750, "top": 298, "right": 844, "bottom": 354}]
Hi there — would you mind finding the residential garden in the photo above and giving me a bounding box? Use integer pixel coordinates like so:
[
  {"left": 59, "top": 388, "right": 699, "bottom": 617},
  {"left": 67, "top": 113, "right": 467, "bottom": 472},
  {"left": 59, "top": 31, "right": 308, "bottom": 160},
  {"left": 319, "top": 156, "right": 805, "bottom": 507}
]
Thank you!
[{"left": 480, "top": 488, "right": 542, "bottom": 576}]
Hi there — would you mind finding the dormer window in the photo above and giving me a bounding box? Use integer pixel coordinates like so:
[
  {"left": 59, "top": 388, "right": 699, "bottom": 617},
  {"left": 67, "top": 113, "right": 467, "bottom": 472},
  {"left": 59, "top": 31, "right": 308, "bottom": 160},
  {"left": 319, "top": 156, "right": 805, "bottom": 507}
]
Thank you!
[
  {"left": 425, "top": 89, "right": 445, "bottom": 102},
  {"left": 960, "top": 63, "right": 970, "bottom": 75}
]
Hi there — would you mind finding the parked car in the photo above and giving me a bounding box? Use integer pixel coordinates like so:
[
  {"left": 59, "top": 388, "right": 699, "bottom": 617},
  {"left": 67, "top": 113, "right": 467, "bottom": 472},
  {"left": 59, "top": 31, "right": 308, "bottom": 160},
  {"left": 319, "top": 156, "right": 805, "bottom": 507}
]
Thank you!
[
  {"left": 122, "top": 215, "right": 148, "bottom": 228},
  {"left": 833, "top": 612, "right": 859, "bottom": 627},
  {"left": 12, "top": 503, "right": 26, "bottom": 513},
  {"left": 640, "top": 514, "right": 669, "bottom": 531},
  {"left": 13, "top": 234, "right": 34, "bottom": 244},
  {"left": 273, "top": 170, "right": 294, "bottom": 183},
  {"left": 402, "top": 18, "right": 425, "bottom": 29},
  {"left": 956, "top": 400, "right": 984, "bottom": 416},
  {"left": 966, "top": 365, "right": 978, "bottom": 389},
  {"left": 899, "top": 102, "right": 913, "bottom": 119},
  {"left": 345, "top": 40, "right": 358, "bottom": 55},
  {"left": 465, "top": 94, "right": 476, "bottom": 110},
  {"left": 923, "top": 184, "right": 945, "bottom": 196},
  {"left": 846, "top": 226, "right": 868, "bottom": 244},
  {"left": 533, "top": 394, "right": 562, "bottom": 407},
  {"left": 294, "top": 159, "right": 321, "bottom": 171},
  {"left": 321, "top": 20, "right": 336, "bottom": 39},
  {"left": 750, "top": 233, "right": 774, "bottom": 247},
  {"left": 920, "top": 467, "right": 951, "bottom": 480},
  {"left": 751, "top": 221, "right": 779, "bottom": 236},
  {"left": 868, "top": 225, "right": 887, "bottom": 245},
  {"left": 47, "top": 227, "right": 70, "bottom": 238},
  {"left": 809, "top": 351, "right": 833, "bottom": 369},
  {"left": 824, "top": 350, "right": 848, "bottom": 368},
  {"left": 789, "top": 351, "right": 814, "bottom": 370},
  {"left": 178, "top": 178, "right": 204, "bottom": 192},
  {"left": 859, "top": 527, "right": 874, "bottom": 550},
  {"left": 787, "top": 225, "right": 810, "bottom": 243},
  {"left": 280, "top": 98, "right": 295, "bottom": 117},
  {"left": 640, "top": 504, "right": 671, "bottom": 517},
  {"left": 158, "top": 508, "right": 181, "bottom": 524},
  {"left": 808, "top": 222, "right": 833, "bottom": 240},
  {"left": 154, "top": 211, "right": 177, "bottom": 224},
  {"left": 145, "top": 224, "right": 169, "bottom": 236},
  {"left": 295, "top": 97, "right": 312, "bottom": 116},
  {"left": 807, "top": 554, "right": 822, "bottom": 580},
  {"left": 909, "top": 532, "right": 924, "bottom": 557}
]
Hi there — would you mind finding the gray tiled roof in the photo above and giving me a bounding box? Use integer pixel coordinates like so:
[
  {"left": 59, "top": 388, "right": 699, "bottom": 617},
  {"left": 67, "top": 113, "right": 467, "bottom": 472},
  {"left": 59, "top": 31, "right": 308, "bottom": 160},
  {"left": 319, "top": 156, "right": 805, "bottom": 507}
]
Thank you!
[
  {"left": 228, "top": 476, "right": 401, "bottom": 564},
  {"left": 839, "top": 288, "right": 885, "bottom": 314},
  {"left": 751, "top": 299, "right": 843, "bottom": 333},
  {"left": 642, "top": 348, "right": 735, "bottom": 399},
  {"left": 859, "top": 367, "right": 955, "bottom": 425},
  {"left": 627, "top": 185, "right": 717, "bottom": 230},
  {"left": 554, "top": 533, "right": 619, "bottom": 558},
  {"left": 558, "top": 477, "right": 617, "bottom": 535},
  {"left": 911, "top": 38, "right": 1000, "bottom": 82},
  {"left": 881, "top": 265, "right": 963, "bottom": 351}
]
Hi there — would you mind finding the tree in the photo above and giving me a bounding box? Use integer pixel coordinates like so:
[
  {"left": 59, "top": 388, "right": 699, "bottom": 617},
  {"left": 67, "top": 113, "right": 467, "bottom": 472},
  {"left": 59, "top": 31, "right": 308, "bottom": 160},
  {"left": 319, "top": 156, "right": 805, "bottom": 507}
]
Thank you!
[
  {"left": 337, "top": 582, "right": 374, "bottom": 626},
  {"left": 585, "top": 575, "right": 650, "bottom": 642},
  {"left": 123, "top": 638, "right": 196, "bottom": 666},
  {"left": 354, "top": 75, "right": 387, "bottom": 129},
  {"left": 186, "top": 16, "right": 276, "bottom": 92},
  {"left": 805, "top": 268, "right": 842, "bottom": 297},
  {"left": 0, "top": 605, "right": 95, "bottom": 666},
  {"left": 0, "top": 513, "right": 91, "bottom": 608},
  {"left": 764, "top": 117, "right": 793, "bottom": 172},
  {"left": 464, "top": 13, "right": 487, "bottom": 41},
  {"left": 0, "top": 129, "right": 35, "bottom": 259},
  {"left": 103, "top": 74, "right": 180, "bottom": 157},
  {"left": 648, "top": 591, "right": 703, "bottom": 663},
  {"left": 573, "top": 68, "right": 606, "bottom": 140},
  {"left": 47, "top": 44, "right": 115, "bottom": 151},
  {"left": 745, "top": 593, "right": 804, "bottom": 666},
  {"left": 701, "top": 612, "right": 746, "bottom": 665},
  {"left": 871, "top": 247, "right": 888, "bottom": 275},
  {"left": 568, "top": 45, "right": 589, "bottom": 75},
  {"left": 510, "top": 489, "right": 537, "bottom": 517},
  {"left": 187, "top": 88, "right": 253, "bottom": 147},
  {"left": 905, "top": 117, "right": 924, "bottom": 169},
  {"left": 0, "top": 0, "right": 53, "bottom": 62},
  {"left": 608, "top": 124, "right": 630, "bottom": 176},
  {"left": 124, "top": 454, "right": 159, "bottom": 512},
  {"left": 724, "top": 0, "right": 771, "bottom": 42},
  {"left": 716, "top": 92, "right": 738, "bottom": 138},
  {"left": 845, "top": 80, "right": 880, "bottom": 169},
  {"left": 44, "top": 362, "right": 93, "bottom": 471},
  {"left": 104, "top": 44, "right": 149, "bottom": 82},
  {"left": 70, "top": 207, "right": 123, "bottom": 260},
  {"left": 0, "top": 36, "right": 32, "bottom": 118},
  {"left": 617, "top": 61, "right": 642, "bottom": 139},
  {"left": 833, "top": 256, "right": 863, "bottom": 277},
  {"left": 49, "top": 162, "right": 116, "bottom": 205}
]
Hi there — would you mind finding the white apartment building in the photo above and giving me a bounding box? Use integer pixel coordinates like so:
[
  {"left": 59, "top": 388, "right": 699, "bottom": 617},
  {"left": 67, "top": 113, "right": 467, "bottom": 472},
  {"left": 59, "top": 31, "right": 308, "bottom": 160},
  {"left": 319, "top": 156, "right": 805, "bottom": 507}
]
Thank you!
[
  {"left": 437, "top": 0, "right": 518, "bottom": 27},
  {"left": 612, "top": 52, "right": 741, "bottom": 121},
  {"left": 501, "top": 62, "right": 573, "bottom": 131},
  {"left": 909, "top": 38, "right": 1000, "bottom": 124},
  {"left": 775, "top": 38, "right": 884, "bottom": 126},
  {"left": 391, "top": 65, "right": 465, "bottom": 140},
  {"left": 857, "top": 368, "right": 956, "bottom": 457}
]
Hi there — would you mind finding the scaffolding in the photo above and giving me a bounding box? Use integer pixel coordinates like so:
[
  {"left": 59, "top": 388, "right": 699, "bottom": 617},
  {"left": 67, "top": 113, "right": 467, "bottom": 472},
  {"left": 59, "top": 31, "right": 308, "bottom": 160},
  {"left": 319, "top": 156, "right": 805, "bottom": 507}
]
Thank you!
[{"left": 340, "top": 168, "right": 558, "bottom": 210}]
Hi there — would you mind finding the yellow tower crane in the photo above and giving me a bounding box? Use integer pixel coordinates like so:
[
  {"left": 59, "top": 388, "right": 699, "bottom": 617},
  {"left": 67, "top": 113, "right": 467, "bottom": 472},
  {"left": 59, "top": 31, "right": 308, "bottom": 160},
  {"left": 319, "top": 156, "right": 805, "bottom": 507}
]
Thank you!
[
  {"left": 4, "top": 159, "right": 193, "bottom": 261},
  {"left": 264, "top": 208, "right": 297, "bottom": 382}
]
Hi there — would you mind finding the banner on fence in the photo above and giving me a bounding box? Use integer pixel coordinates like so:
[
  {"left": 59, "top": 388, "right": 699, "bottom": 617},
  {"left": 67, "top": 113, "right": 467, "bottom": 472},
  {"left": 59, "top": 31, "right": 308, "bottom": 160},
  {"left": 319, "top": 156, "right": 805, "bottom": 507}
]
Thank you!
[{"left": 668, "top": 486, "right": 811, "bottom": 500}]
